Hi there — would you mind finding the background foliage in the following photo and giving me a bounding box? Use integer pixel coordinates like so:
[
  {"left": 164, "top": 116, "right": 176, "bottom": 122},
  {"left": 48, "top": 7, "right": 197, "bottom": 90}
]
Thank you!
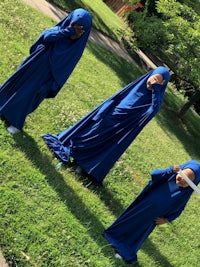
[{"left": 126, "top": 0, "right": 200, "bottom": 116}]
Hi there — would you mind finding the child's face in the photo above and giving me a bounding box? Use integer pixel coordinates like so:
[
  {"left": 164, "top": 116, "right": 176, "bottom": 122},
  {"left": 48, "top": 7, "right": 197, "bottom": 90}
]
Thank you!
[
  {"left": 146, "top": 74, "right": 165, "bottom": 90},
  {"left": 176, "top": 168, "right": 195, "bottom": 188},
  {"left": 70, "top": 23, "right": 85, "bottom": 40}
]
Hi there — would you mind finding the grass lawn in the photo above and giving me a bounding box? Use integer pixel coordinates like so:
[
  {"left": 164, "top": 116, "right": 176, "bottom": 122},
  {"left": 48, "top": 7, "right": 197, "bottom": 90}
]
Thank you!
[{"left": 0, "top": 0, "right": 200, "bottom": 266}]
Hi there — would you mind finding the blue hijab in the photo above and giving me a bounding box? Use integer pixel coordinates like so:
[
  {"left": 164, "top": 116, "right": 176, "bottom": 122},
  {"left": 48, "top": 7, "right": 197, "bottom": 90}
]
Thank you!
[{"left": 43, "top": 67, "right": 170, "bottom": 183}]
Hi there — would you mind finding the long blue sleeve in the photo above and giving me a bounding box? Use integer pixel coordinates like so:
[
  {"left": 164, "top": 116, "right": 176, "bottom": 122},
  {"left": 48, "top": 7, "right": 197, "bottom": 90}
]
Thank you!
[
  {"left": 43, "top": 25, "right": 76, "bottom": 42},
  {"left": 145, "top": 84, "right": 164, "bottom": 114},
  {"left": 166, "top": 207, "right": 184, "bottom": 222},
  {"left": 152, "top": 84, "right": 163, "bottom": 108},
  {"left": 138, "top": 84, "right": 165, "bottom": 127}
]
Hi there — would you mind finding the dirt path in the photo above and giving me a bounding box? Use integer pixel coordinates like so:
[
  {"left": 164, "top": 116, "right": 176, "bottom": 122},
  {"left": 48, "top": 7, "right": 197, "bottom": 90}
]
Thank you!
[{"left": 0, "top": 249, "right": 8, "bottom": 267}]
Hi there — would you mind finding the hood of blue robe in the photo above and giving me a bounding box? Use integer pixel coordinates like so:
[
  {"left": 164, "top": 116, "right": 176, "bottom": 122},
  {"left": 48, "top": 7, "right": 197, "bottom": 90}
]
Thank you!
[
  {"left": 56, "top": 8, "right": 92, "bottom": 31},
  {"left": 151, "top": 66, "right": 170, "bottom": 84}
]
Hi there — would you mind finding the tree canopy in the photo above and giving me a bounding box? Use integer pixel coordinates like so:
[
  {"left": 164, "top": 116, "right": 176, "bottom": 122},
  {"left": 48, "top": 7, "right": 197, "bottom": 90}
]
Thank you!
[{"left": 126, "top": 0, "right": 200, "bottom": 116}]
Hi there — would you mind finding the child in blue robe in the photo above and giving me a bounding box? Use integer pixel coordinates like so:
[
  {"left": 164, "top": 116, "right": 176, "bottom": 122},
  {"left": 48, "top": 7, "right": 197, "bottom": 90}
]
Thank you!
[
  {"left": 103, "top": 160, "right": 200, "bottom": 264},
  {"left": 43, "top": 66, "right": 170, "bottom": 185},
  {"left": 0, "top": 9, "right": 92, "bottom": 133}
]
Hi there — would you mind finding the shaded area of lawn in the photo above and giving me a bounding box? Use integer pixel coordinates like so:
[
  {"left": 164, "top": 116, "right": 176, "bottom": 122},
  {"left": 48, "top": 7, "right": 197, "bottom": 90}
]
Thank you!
[
  {"left": 11, "top": 132, "right": 174, "bottom": 267},
  {"left": 86, "top": 41, "right": 144, "bottom": 86},
  {"left": 157, "top": 89, "right": 200, "bottom": 160}
]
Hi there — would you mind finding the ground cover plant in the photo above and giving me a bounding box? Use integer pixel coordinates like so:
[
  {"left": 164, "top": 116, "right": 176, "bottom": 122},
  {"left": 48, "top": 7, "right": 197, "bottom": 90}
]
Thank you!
[{"left": 0, "top": 0, "right": 200, "bottom": 266}]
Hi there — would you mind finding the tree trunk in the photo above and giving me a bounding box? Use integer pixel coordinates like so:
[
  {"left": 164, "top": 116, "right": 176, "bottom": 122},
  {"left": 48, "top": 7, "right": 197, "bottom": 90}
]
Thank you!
[{"left": 177, "top": 91, "right": 200, "bottom": 118}]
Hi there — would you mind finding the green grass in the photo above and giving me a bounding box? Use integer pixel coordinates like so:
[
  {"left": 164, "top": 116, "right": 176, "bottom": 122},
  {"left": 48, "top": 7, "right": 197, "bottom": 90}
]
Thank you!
[{"left": 0, "top": 0, "right": 200, "bottom": 266}]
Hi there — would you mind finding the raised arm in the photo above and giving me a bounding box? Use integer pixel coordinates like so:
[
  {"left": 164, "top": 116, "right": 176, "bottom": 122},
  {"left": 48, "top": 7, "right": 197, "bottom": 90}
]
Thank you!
[
  {"left": 42, "top": 25, "right": 76, "bottom": 42},
  {"left": 150, "top": 166, "right": 174, "bottom": 182}
]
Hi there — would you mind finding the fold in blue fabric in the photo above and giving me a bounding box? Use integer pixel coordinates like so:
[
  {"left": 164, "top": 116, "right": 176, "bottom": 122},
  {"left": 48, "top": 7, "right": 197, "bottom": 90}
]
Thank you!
[
  {"left": 0, "top": 8, "right": 92, "bottom": 130},
  {"left": 103, "top": 160, "right": 200, "bottom": 263},
  {"left": 43, "top": 66, "right": 170, "bottom": 183}
]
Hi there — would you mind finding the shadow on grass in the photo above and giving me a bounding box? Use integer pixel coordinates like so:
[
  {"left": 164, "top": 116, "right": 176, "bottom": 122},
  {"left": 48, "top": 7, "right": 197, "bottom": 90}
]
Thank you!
[
  {"left": 75, "top": 174, "right": 174, "bottom": 267},
  {"left": 86, "top": 41, "right": 144, "bottom": 85},
  {"left": 12, "top": 131, "right": 124, "bottom": 266},
  {"left": 156, "top": 102, "right": 200, "bottom": 160},
  {"left": 12, "top": 132, "right": 174, "bottom": 266},
  {"left": 141, "top": 239, "right": 175, "bottom": 267}
]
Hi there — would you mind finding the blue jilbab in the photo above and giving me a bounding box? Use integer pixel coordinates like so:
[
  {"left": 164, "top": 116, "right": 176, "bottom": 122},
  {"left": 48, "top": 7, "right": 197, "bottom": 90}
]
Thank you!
[
  {"left": 43, "top": 67, "right": 170, "bottom": 184},
  {"left": 0, "top": 9, "right": 92, "bottom": 130},
  {"left": 103, "top": 160, "right": 200, "bottom": 264}
]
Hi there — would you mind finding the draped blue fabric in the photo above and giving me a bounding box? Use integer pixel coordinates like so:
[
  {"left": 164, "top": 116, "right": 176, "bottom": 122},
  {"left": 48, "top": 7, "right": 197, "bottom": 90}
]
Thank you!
[
  {"left": 103, "top": 160, "right": 200, "bottom": 263},
  {"left": 43, "top": 66, "right": 170, "bottom": 183},
  {"left": 0, "top": 9, "right": 92, "bottom": 130}
]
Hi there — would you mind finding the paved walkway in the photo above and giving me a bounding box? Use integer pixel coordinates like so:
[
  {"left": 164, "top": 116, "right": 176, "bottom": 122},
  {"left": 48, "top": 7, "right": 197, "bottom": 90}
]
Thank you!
[{"left": 0, "top": 249, "right": 8, "bottom": 267}]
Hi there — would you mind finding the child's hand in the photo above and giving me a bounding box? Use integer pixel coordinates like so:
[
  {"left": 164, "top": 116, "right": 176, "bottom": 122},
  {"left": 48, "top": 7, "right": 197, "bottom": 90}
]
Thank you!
[
  {"left": 155, "top": 217, "right": 168, "bottom": 225},
  {"left": 73, "top": 24, "right": 84, "bottom": 36},
  {"left": 173, "top": 165, "right": 180, "bottom": 173}
]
